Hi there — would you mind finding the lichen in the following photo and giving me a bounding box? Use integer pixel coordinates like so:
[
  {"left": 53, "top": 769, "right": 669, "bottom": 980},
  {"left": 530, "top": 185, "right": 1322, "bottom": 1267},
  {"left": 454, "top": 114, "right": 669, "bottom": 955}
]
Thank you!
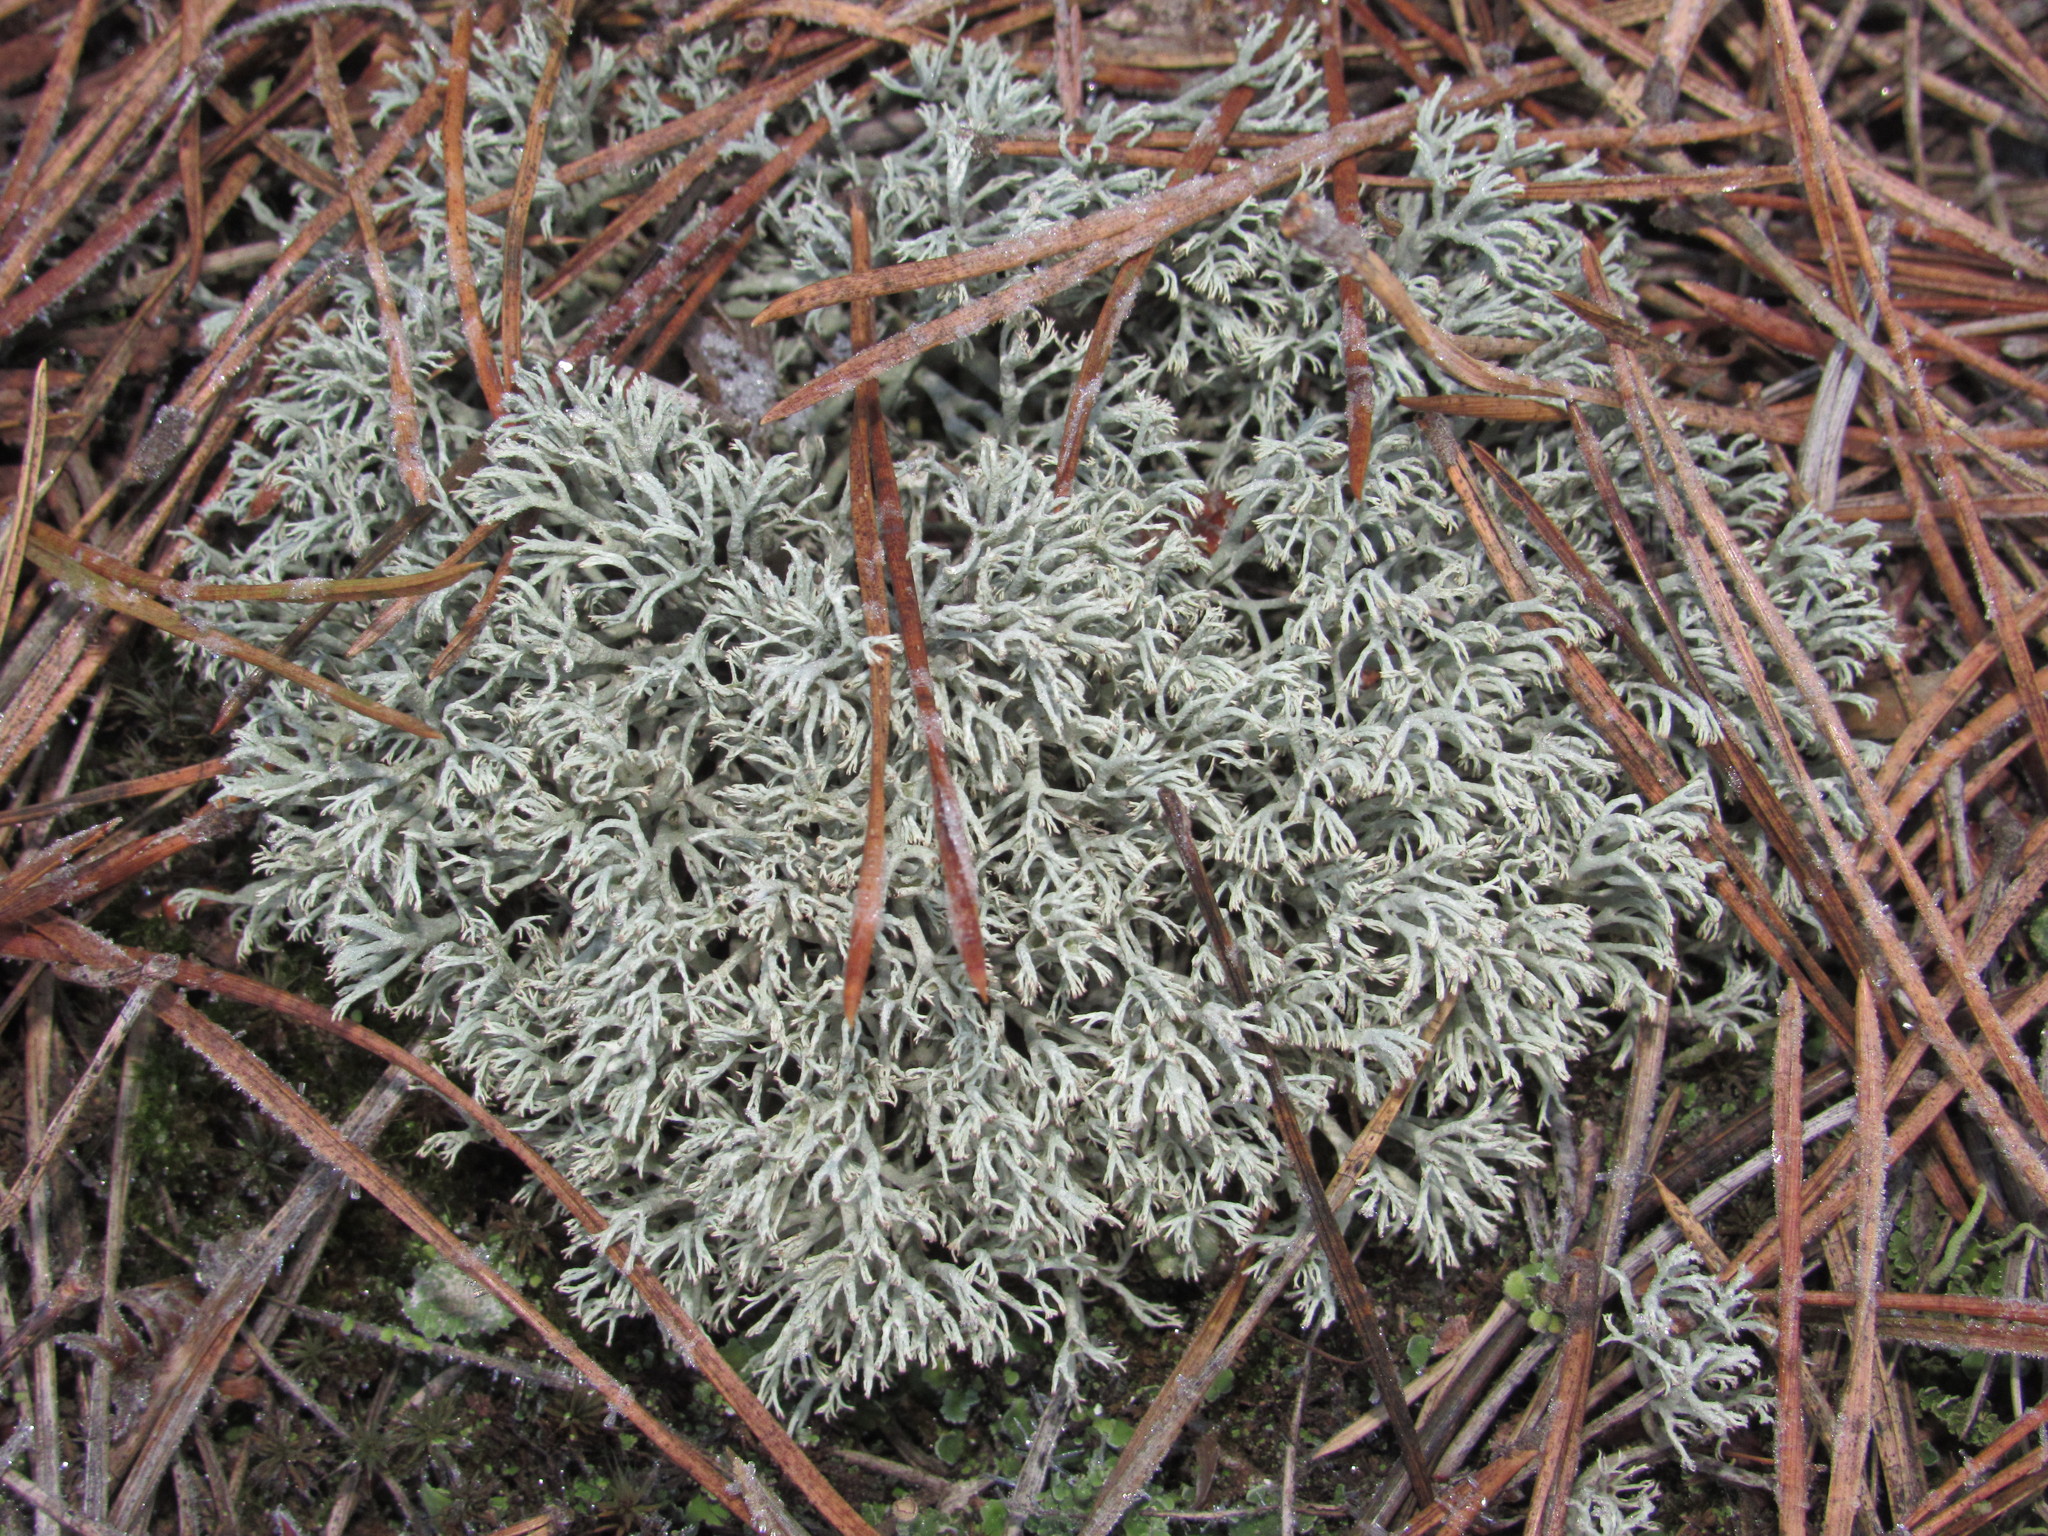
[
  {"left": 182, "top": 21, "right": 1892, "bottom": 1409},
  {"left": 1606, "top": 1246, "right": 1773, "bottom": 1468}
]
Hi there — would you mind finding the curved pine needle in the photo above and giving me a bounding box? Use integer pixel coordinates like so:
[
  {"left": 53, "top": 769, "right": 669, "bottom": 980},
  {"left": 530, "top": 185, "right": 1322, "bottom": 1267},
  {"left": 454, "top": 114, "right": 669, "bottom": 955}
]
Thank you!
[
  {"left": 32, "top": 528, "right": 479, "bottom": 606},
  {"left": 23, "top": 541, "right": 442, "bottom": 740},
  {"left": 31, "top": 523, "right": 481, "bottom": 604}
]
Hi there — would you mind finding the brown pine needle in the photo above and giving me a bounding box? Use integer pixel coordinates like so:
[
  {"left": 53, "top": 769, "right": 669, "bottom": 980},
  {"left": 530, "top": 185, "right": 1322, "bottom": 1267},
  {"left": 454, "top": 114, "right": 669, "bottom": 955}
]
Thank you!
[
  {"left": 842, "top": 191, "right": 895, "bottom": 1023},
  {"left": 868, "top": 416, "right": 988, "bottom": 1000},
  {"left": 30, "top": 525, "right": 482, "bottom": 605},
  {"left": 23, "top": 539, "right": 442, "bottom": 740},
  {"left": 0, "top": 0, "right": 99, "bottom": 238},
  {"left": 310, "top": 19, "right": 435, "bottom": 505},
  {"left": 1320, "top": 0, "right": 1375, "bottom": 498},
  {"left": 346, "top": 517, "right": 507, "bottom": 660},
  {"left": 3, "top": 914, "right": 885, "bottom": 1536},
  {"left": 500, "top": 0, "right": 579, "bottom": 382},
  {"left": 533, "top": 39, "right": 872, "bottom": 307},
  {"left": 569, "top": 110, "right": 843, "bottom": 368},
  {"left": 427, "top": 517, "right": 530, "bottom": 679},
  {"left": 1773, "top": 985, "right": 1810, "bottom": 1536},
  {"left": 1, "top": 360, "right": 47, "bottom": 634},
  {"left": 630, "top": 225, "right": 756, "bottom": 371},
  {"left": 445, "top": 4, "right": 504, "bottom": 414},
  {"left": 739, "top": 0, "right": 940, "bottom": 46},
  {"left": 755, "top": 58, "right": 1572, "bottom": 422},
  {"left": 1157, "top": 788, "right": 1434, "bottom": 1507},
  {"left": 211, "top": 437, "right": 490, "bottom": 735},
  {"left": 180, "top": 84, "right": 444, "bottom": 419},
  {"left": 1052, "top": 65, "right": 1262, "bottom": 499},
  {"left": 143, "top": 986, "right": 751, "bottom": 1523},
  {"left": 0, "top": 758, "right": 231, "bottom": 829}
]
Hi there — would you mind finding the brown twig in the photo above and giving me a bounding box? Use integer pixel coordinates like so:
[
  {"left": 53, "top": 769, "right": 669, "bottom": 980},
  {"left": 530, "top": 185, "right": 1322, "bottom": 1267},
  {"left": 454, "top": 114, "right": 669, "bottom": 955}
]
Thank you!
[{"left": 1001, "top": 1380, "right": 1073, "bottom": 1536}]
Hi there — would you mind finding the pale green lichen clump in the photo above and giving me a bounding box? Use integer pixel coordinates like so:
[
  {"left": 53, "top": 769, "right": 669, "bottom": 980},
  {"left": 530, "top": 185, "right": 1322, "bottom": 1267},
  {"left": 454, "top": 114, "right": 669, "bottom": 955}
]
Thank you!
[{"left": 185, "top": 18, "right": 1890, "bottom": 1410}]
